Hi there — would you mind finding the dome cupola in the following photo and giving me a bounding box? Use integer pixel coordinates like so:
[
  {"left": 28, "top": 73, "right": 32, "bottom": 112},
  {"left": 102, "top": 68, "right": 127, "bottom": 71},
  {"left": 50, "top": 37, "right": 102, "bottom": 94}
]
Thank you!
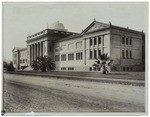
[{"left": 50, "top": 21, "right": 67, "bottom": 32}]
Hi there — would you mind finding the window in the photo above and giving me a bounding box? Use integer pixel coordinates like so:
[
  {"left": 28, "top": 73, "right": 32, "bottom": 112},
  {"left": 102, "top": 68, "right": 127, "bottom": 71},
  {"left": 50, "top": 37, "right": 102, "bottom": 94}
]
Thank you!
[
  {"left": 123, "top": 67, "right": 125, "bottom": 71},
  {"left": 122, "top": 37, "right": 125, "bottom": 44},
  {"left": 90, "top": 50, "right": 92, "bottom": 59},
  {"left": 61, "top": 67, "right": 66, "bottom": 70},
  {"left": 76, "top": 52, "right": 82, "bottom": 60},
  {"left": 130, "top": 38, "right": 132, "bottom": 45},
  {"left": 94, "top": 37, "right": 97, "bottom": 45},
  {"left": 127, "top": 67, "right": 129, "bottom": 71},
  {"left": 94, "top": 50, "right": 97, "bottom": 59},
  {"left": 98, "top": 49, "right": 101, "bottom": 56},
  {"left": 90, "top": 39, "right": 92, "bottom": 46},
  {"left": 55, "top": 55, "right": 59, "bottom": 61},
  {"left": 130, "top": 67, "right": 133, "bottom": 71},
  {"left": 126, "top": 50, "right": 128, "bottom": 58},
  {"left": 130, "top": 50, "right": 132, "bottom": 58},
  {"left": 68, "top": 53, "right": 74, "bottom": 61},
  {"left": 93, "top": 67, "right": 96, "bottom": 71},
  {"left": 23, "top": 59, "right": 25, "bottom": 63},
  {"left": 98, "top": 36, "right": 101, "bottom": 44},
  {"left": 61, "top": 54, "right": 66, "bottom": 61},
  {"left": 122, "top": 50, "right": 125, "bottom": 58},
  {"left": 89, "top": 67, "right": 92, "bottom": 71},
  {"left": 97, "top": 67, "right": 101, "bottom": 71},
  {"left": 68, "top": 67, "right": 74, "bottom": 71},
  {"left": 126, "top": 37, "right": 128, "bottom": 45}
]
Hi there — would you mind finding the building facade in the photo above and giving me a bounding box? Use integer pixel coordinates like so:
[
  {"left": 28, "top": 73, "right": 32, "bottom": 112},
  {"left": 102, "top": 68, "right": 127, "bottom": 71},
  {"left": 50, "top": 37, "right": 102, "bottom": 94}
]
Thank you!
[
  {"left": 12, "top": 47, "right": 28, "bottom": 70},
  {"left": 13, "top": 20, "right": 145, "bottom": 71}
]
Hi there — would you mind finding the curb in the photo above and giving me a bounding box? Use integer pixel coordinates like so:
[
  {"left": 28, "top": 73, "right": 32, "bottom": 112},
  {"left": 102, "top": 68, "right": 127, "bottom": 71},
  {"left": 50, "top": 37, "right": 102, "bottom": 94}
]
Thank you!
[{"left": 4, "top": 72, "right": 145, "bottom": 86}]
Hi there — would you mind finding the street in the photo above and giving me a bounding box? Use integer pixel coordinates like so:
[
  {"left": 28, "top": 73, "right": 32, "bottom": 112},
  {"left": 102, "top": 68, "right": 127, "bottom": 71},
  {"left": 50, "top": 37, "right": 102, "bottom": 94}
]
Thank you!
[{"left": 3, "top": 73, "right": 145, "bottom": 113}]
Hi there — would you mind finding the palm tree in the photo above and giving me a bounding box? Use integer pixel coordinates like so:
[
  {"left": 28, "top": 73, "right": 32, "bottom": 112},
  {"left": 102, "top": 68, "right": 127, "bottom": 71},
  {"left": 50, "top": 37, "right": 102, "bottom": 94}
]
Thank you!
[
  {"left": 93, "top": 53, "right": 113, "bottom": 74},
  {"left": 31, "top": 56, "right": 55, "bottom": 72}
]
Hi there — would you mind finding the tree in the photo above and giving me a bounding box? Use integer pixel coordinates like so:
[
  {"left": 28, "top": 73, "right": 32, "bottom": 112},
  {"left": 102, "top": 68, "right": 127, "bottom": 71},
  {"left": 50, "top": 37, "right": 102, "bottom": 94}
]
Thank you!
[
  {"left": 93, "top": 53, "right": 113, "bottom": 74},
  {"left": 3, "top": 61, "right": 9, "bottom": 70},
  {"left": 31, "top": 56, "right": 55, "bottom": 72},
  {"left": 6, "top": 62, "right": 15, "bottom": 71}
]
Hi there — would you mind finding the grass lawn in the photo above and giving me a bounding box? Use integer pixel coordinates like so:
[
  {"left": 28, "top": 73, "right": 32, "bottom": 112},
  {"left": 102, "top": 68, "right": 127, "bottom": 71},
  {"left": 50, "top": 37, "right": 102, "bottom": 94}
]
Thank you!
[{"left": 17, "top": 70, "right": 145, "bottom": 81}]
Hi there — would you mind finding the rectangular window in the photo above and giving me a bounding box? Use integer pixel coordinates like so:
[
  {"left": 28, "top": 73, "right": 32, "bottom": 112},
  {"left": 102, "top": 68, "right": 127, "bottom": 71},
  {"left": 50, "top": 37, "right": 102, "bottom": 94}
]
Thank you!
[
  {"left": 89, "top": 67, "right": 92, "bottom": 71},
  {"left": 130, "top": 38, "right": 132, "bottom": 45},
  {"left": 68, "top": 53, "right": 74, "bottom": 61},
  {"left": 90, "top": 50, "right": 92, "bottom": 59},
  {"left": 94, "top": 50, "right": 97, "bottom": 59},
  {"left": 61, "top": 54, "right": 66, "bottom": 61},
  {"left": 130, "top": 67, "right": 133, "bottom": 71},
  {"left": 98, "top": 67, "right": 101, "bottom": 71},
  {"left": 98, "top": 36, "right": 101, "bottom": 44},
  {"left": 90, "top": 39, "right": 92, "bottom": 46},
  {"left": 126, "top": 38, "right": 128, "bottom": 45},
  {"left": 55, "top": 55, "right": 59, "bottom": 61},
  {"left": 76, "top": 52, "right": 82, "bottom": 60},
  {"left": 61, "top": 67, "right": 66, "bottom": 70},
  {"left": 68, "top": 67, "right": 74, "bottom": 71},
  {"left": 127, "top": 67, "right": 129, "bottom": 71},
  {"left": 126, "top": 50, "right": 128, "bottom": 58},
  {"left": 130, "top": 50, "right": 132, "bottom": 58},
  {"left": 123, "top": 67, "right": 125, "bottom": 71},
  {"left": 94, "top": 37, "right": 97, "bottom": 45},
  {"left": 122, "top": 37, "right": 125, "bottom": 44},
  {"left": 98, "top": 49, "right": 101, "bottom": 56},
  {"left": 93, "top": 67, "right": 96, "bottom": 71},
  {"left": 122, "top": 50, "right": 125, "bottom": 58}
]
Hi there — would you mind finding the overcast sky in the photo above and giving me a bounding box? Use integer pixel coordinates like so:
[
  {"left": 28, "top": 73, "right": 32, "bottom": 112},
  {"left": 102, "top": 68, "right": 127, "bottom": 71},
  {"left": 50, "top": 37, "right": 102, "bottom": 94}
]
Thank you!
[{"left": 3, "top": 2, "right": 148, "bottom": 61}]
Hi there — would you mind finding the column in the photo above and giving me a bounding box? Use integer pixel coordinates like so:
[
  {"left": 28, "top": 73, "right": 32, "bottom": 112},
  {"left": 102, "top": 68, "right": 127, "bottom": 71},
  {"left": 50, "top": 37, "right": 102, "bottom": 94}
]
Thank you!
[
  {"left": 83, "top": 39, "right": 86, "bottom": 65},
  {"left": 34, "top": 43, "right": 37, "bottom": 59},
  {"left": 44, "top": 41, "right": 48, "bottom": 56},
  {"left": 30, "top": 45, "right": 32, "bottom": 65},
  {"left": 30, "top": 45, "right": 33, "bottom": 65},
  {"left": 33, "top": 44, "right": 34, "bottom": 60},
  {"left": 36, "top": 43, "right": 38, "bottom": 57},
  {"left": 34, "top": 44, "right": 36, "bottom": 60},
  {"left": 101, "top": 35, "right": 104, "bottom": 54},
  {"left": 27, "top": 45, "right": 30, "bottom": 66},
  {"left": 96, "top": 36, "right": 99, "bottom": 58},
  {"left": 41, "top": 42, "right": 43, "bottom": 57},
  {"left": 38, "top": 42, "right": 40, "bottom": 57},
  {"left": 36, "top": 43, "right": 39, "bottom": 57},
  {"left": 88, "top": 38, "right": 90, "bottom": 59},
  {"left": 92, "top": 37, "right": 94, "bottom": 59},
  {"left": 43, "top": 41, "right": 45, "bottom": 56}
]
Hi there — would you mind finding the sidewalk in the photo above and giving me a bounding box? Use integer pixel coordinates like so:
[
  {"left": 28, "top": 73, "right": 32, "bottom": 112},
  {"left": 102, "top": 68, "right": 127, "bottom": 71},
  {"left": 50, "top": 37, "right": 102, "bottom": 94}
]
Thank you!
[{"left": 5, "top": 71, "right": 145, "bottom": 86}]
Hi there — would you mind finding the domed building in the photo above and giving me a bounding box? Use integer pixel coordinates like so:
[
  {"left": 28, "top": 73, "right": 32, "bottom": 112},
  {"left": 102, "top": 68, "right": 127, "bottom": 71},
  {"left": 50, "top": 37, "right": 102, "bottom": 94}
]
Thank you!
[
  {"left": 50, "top": 21, "right": 68, "bottom": 32},
  {"left": 13, "top": 20, "right": 145, "bottom": 72}
]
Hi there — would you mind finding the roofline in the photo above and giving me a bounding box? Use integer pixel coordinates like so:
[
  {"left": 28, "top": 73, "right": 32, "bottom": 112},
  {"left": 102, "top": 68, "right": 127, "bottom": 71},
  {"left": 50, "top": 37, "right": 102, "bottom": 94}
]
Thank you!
[
  {"left": 111, "top": 25, "right": 145, "bottom": 35},
  {"left": 54, "top": 33, "right": 82, "bottom": 42},
  {"left": 27, "top": 28, "right": 77, "bottom": 39},
  {"left": 82, "top": 21, "right": 110, "bottom": 34}
]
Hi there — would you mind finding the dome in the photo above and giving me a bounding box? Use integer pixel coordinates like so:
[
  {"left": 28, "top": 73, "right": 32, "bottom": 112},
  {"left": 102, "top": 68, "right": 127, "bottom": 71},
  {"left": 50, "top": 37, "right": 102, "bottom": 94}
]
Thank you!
[{"left": 50, "top": 21, "right": 67, "bottom": 32}]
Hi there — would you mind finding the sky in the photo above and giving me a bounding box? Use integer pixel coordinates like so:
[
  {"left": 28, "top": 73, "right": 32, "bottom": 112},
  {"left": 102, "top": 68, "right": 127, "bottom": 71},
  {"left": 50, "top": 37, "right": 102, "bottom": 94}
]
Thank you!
[{"left": 3, "top": 2, "right": 148, "bottom": 61}]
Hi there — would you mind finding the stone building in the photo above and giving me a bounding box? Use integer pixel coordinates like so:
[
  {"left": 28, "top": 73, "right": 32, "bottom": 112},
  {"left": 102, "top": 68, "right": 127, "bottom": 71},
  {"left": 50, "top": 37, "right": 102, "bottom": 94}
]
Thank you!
[
  {"left": 12, "top": 47, "right": 27, "bottom": 70},
  {"left": 14, "top": 20, "right": 145, "bottom": 71}
]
